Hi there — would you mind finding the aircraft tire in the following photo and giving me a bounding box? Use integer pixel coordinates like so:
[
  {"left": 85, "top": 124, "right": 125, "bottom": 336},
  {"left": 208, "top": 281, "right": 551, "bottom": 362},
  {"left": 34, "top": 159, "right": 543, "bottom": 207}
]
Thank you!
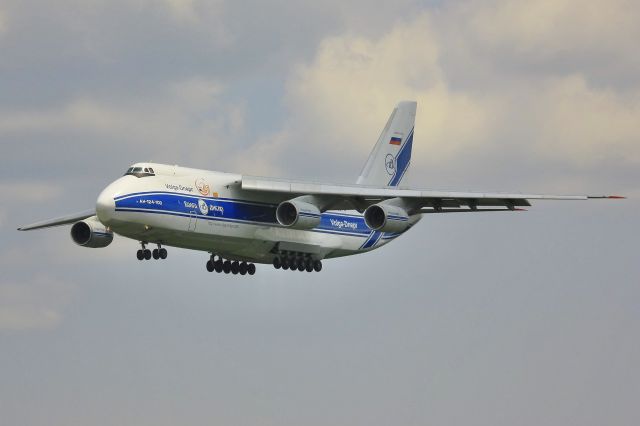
[
  {"left": 144, "top": 249, "right": 152, "bottom": 260},
  {"left": 273, "top": 257, "right": 281, "bottom": 269},
  {"left": 305, "top": 260, "right": 313, "bottom": 272},
  {"left": 248, "top": 263, "right": 256, "bottom": 275},
  {"left": 231, "top": 261, "right": 239, "bottom": 275},
  {"left": 223, "top": 260, "right": 231, "bottom": 274},
  {"left": 290, "top": 258, "right": 298, "bottom": 269},
  {"left": 206, "top": 260, "right": 214, "bottom": 272},
  {"left": 136, "top": 250, "right": 144, "bottom": 261},
  {"left": 214, "top": 260, "right": 223, "bottom": 273},
  {"left": 313, "top": 260, "right": 322, "bottom": 272},
  {"left": 239, "top": 262, "right": 248, "bottom": 275},
  {"left": 152, "top": 249, "right": 160, "bottom": 260},
  {"left": 159, "top": 248, "right": 167, "bottom": 259},
  {"left": 297, "top": 263, "right": 305, "bottom": 272}
]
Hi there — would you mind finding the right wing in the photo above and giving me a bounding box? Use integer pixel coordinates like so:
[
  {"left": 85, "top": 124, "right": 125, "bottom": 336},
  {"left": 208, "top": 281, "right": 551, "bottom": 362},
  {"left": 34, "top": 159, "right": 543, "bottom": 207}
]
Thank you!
[
  {"left": 241, "top": 176, "right": 624, "bottom": 212},
  {"left": 18, "top": 209, "right": 95, "bottom": 231}
]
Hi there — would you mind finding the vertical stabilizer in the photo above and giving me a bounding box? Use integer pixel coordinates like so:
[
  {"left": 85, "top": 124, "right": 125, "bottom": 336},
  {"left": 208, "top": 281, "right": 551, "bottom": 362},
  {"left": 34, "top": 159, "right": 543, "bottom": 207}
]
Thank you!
[{"left": 356, "top": 101, "right": 416, "bottom": 187}]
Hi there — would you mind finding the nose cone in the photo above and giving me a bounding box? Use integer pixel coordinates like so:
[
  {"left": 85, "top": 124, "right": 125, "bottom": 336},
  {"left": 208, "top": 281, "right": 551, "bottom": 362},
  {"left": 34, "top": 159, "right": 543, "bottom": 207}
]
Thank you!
[{"left": 96, "top": 183, "right": 118, "bottom": 225}]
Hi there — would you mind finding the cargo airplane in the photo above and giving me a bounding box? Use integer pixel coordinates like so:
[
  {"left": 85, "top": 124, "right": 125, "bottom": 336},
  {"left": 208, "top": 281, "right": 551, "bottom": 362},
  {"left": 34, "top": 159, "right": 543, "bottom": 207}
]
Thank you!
[{"left": 18, "top": 102, "right": 624, "bottom": 275}]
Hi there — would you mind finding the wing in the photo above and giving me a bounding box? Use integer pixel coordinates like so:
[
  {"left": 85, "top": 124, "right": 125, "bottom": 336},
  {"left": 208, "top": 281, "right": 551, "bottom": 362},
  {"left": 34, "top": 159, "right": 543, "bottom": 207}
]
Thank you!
[
  {"left": 241, "top": 176, "right": 623, "bottom": 212},
  {"left": 18, "top": 209, "right": 96, "bottom": 231}
]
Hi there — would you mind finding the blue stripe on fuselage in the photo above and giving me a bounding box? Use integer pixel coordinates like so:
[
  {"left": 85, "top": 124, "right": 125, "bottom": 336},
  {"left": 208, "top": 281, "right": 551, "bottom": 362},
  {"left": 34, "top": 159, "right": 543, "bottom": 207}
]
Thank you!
[{"left": 113, "top": 191, "right": 394, "bottom": 239}]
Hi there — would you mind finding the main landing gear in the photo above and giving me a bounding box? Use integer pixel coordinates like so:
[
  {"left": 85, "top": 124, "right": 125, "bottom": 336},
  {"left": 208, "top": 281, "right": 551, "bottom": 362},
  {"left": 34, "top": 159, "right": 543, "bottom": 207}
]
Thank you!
[
  {"left": 137, "top": 243, "right": 167, "bottom": 261},
  {"left": 272, "top": 251, "right": 322, "bottom": 273},
  {"left": 206, "top": 254, "right": 256, "bottom": 276}
]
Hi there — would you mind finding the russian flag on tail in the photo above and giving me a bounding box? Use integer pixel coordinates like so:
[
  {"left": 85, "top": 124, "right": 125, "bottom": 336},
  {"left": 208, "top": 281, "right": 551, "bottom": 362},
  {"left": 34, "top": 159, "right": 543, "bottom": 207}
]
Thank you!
[{"left": 389, "top": 136, "right": 402, "bottom": 145}]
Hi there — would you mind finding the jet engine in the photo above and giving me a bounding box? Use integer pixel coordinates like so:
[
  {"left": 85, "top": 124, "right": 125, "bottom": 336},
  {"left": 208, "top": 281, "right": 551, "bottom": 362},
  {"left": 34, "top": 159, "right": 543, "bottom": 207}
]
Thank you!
[
  {"left": 364, "top": 203, "right": 410, "bottom": 233},
  {"left": 276, "top": 200, "right": 322, "bottom": 230},
  {"left": 70, "top": 216, "right": 113, "bottom": 248}
]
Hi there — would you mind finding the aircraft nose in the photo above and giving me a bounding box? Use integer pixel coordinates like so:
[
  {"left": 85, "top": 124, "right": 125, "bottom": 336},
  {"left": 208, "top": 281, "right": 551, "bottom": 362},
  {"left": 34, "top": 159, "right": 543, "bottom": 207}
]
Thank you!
[{"left": 96, "top": 183, "right": 118, "bottom": 225}]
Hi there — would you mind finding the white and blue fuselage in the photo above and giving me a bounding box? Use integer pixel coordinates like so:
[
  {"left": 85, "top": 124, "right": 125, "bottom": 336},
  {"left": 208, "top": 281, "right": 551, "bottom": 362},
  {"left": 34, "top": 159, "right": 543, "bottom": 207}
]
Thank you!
[{"left": 96, "top": 163, "right": 418, "bottom": 264}]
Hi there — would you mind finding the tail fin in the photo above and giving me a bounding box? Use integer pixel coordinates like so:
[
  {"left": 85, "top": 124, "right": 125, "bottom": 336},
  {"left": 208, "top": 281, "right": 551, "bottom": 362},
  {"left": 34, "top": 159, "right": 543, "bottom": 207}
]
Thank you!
[{"left": 356, "top": 101, "right": 416, "bottom": 187}]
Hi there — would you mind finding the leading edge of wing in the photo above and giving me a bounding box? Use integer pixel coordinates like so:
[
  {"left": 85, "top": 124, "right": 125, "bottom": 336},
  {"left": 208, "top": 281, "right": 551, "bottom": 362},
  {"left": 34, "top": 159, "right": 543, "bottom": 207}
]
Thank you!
[
  {"left": 240, "top": 176, "right": 624, "bottom": 201},
  {"left": 18, "top": 209, "right": 96, "bottom": 231}
]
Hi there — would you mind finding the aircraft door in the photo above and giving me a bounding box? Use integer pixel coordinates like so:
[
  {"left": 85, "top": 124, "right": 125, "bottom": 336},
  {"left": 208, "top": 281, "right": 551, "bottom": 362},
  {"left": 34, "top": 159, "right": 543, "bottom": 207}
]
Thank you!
[{"left": 188, "top": 211, "right": 197, "bottom": 231}]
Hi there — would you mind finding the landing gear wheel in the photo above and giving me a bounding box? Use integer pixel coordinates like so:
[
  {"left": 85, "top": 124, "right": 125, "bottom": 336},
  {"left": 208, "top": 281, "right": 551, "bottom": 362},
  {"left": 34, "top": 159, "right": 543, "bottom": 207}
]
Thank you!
[
  {"left": 152, "top": 249, "right": 160, "bottom": 260},
  {"left": 247, "top": 263, "right": 256, "bottom": 275},
  {"left": 214, "top": 260, "right": 223, "bottom": 273},
  {"left": 231, "top": 261, "right": 239, "bottom": 275},
  {"left": 223, "top": 260, "right": 231, "bottom": 274},
  {"left": 159, "top": 248, "right": 167, "bottom": 259},
  {"left": 206, "top": 260, "right": 214, "bottom": 272},
  {"left": 281, "top": 258, "right": 290, "bottom": 269},
  {"left": 273, "top": 257, "right": 281, "bottom": 269},
  {"left": 144, "top": 249, "right": 152, "bottom": 260},
  {"left": 136, "top": 250, "right": 144, "bottom": 261},
  {"left": 290, "top": 258, "right": 298, "bottom": 269},
  {"left": 313, "top": 260, "right": 322, "bottom": 272},
  {"left": 305, "top": 260, "right": 314, "bottom": 272},
  {"left": 239, "top": 262, "right": 248, "bottom": 275},
  {"left": 297, "top": 263, "right": 305, "bottom": 272}
]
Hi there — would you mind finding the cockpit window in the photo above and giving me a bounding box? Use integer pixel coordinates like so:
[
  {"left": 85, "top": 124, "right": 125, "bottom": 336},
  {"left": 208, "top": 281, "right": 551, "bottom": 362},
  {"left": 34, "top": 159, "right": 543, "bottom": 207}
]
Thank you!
[{"left": 124, "top": 166, "right": 155, "bottom": 178}]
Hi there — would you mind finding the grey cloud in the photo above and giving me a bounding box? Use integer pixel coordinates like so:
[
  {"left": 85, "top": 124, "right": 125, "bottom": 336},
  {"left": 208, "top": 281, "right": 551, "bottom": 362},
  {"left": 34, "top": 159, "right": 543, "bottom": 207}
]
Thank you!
[
  {"left": 0, "top": 1, "right": 638, "bottom": 425},
  {"left": 0, "top": 275, "right": 76, "bottom": 331}
]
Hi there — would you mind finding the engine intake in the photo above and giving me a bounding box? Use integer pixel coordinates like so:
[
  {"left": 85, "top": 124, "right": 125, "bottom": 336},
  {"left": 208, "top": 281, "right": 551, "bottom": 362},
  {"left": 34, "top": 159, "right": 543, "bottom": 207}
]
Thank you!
[
  {"left": 70, "top": 217, "right": 113, "bottom": 248},
  {"left": 276, "top": 200, "right": 322, "bottom": 230},
  {"left": 364, "top": 204, "right": 410, "bottom": 233}
]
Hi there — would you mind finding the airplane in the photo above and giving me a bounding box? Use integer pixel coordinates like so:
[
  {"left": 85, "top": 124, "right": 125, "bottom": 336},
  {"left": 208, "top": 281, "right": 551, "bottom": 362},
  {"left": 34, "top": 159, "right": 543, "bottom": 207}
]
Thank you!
[{"left": 18, "top": 101, "right": 624, "bottom": 276}]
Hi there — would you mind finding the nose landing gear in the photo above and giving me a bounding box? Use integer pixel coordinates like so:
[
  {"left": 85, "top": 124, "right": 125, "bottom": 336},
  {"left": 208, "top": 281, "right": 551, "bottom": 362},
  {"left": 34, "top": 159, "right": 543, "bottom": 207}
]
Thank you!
[
  {"left": 152, "top": 245, "right": 168, "bottom": 260},
  {"left": 137, "top": 242, "right": 167, "bottom": 261}
]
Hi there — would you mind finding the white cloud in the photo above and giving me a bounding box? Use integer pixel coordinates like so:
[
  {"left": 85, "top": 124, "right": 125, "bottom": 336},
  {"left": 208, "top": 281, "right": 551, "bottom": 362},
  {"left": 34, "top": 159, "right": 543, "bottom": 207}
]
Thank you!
[
  {"left": 466, "top": 0, "right": 640, "bottom": 59},
  {"left": 0, "top": 275, "right": 76, "bottom": 332},
  {"left": 0, "top": 77, "right": 250, "bottom": 170},
  {"left": 263, "top": 2, "right": 640, "bottom": 189},
  {"left": 273, "top": 15, "right": 499, "bottom": 177},
  {"left": 528, "top": 75, "right": 640, "bottom": 166}
]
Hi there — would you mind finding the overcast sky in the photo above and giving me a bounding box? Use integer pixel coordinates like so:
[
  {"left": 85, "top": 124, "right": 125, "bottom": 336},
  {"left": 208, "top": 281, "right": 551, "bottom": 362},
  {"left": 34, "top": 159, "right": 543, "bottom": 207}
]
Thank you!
[{"left": 1, "top": 1, "right": 639, "bottom": 425}]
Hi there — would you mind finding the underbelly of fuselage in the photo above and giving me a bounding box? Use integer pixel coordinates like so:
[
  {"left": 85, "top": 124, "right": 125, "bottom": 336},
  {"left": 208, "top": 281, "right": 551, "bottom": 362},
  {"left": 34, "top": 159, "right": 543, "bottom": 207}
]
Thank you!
[{"left": 108, "top": 210, "right": 393, "bottom": 263}]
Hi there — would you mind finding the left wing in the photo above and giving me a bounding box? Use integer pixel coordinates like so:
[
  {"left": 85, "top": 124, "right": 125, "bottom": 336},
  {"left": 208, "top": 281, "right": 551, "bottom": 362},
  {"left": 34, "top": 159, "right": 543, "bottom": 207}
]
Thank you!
[
  {"left": 18, "top": 209, "right": 96, "bottom": 231},
  {"left": 241, "top": 176, "right": 623, "bottom": 212}
]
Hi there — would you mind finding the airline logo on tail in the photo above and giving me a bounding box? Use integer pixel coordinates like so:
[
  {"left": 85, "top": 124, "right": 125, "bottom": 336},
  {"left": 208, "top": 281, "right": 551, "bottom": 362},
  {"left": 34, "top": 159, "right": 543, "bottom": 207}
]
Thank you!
[
  {"left": 385, "top": 154, "right": 395, "bottom": 175},
  {"left": 389, "top": 136, "right": 402, "bottom": 145}
]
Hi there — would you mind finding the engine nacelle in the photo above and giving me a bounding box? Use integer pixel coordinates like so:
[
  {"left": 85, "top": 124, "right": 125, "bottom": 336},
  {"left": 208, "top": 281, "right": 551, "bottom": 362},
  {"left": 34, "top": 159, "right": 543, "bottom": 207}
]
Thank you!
[
  {"left": 276, "top": 200, "right": 322, "bottom": 230},
  {"left": 70, "top": 217, "right": 113, "bottom": 248},
  {"left": 364, "top": 204, "right": 410, "bottom": 233}
]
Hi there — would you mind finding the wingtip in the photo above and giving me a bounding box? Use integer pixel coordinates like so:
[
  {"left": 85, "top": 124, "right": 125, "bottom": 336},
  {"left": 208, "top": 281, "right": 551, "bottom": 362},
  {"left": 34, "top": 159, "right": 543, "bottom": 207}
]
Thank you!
[{"left": 587, "top": 195, "right": 627, "bottom": 200}]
